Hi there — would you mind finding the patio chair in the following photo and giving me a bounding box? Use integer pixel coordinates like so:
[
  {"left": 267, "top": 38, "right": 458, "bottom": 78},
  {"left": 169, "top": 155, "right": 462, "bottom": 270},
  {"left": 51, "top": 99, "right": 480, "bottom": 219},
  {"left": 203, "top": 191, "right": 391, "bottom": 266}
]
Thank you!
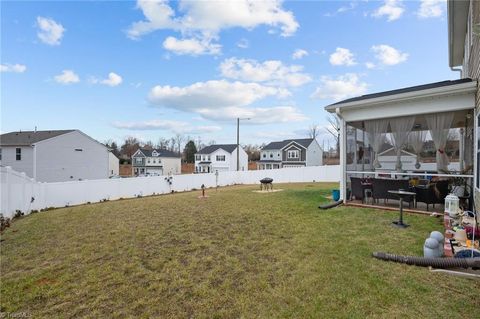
[
  {"left": 350, "top": 177, "right": 364, "bottom": 202},
  {"left": 415, "top": 180, "right": 449, "bottom": 211},
  {"left": 372, "top": 178, "right": 413, "bottom": 206}
]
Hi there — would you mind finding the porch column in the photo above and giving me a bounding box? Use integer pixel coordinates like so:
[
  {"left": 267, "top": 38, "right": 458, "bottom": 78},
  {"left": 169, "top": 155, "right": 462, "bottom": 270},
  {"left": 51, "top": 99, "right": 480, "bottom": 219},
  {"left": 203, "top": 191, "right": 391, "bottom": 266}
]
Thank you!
[
  {"left": 339, "top": 117, "right": 347, "bottom": 201},
  {"left": 459, "top": 128, "right": 465, "bottom": 171}
]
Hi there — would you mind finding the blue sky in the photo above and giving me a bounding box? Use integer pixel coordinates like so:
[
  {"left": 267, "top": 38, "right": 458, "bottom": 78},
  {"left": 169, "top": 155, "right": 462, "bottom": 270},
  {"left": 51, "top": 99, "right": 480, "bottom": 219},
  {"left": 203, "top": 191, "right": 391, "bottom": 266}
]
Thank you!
[{"left": 1, "top": 0, "right": 455, "bottom": 147}]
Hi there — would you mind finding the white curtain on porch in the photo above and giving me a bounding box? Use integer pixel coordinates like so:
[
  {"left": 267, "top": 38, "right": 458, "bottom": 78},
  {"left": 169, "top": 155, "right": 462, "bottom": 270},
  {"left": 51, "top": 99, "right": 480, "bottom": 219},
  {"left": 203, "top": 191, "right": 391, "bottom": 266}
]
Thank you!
[
  {"left": 390, "top": 116, "right": 416, "bottom": 172},
  {"left": 408, "top": 130, "right": 427, "bottom": 169},
  {"left": 365, "top": 119, "right": 389, "bottom": 169},
  {"left": 425, "top": 112, "right": 455, "bottom": 172}
]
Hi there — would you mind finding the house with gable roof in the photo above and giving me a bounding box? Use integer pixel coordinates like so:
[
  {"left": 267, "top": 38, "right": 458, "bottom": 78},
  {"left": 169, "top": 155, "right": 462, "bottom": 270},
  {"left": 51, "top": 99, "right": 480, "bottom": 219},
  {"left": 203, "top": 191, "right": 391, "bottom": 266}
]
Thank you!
[
  {"left": 131, "top": 148, "right": 181, "bottom": 176},
  {"left": 194, "top": 144, "right": 248, "bottom": 173},
  {"left": 257, "top": 138, "right": 323, "bottom": 170}
]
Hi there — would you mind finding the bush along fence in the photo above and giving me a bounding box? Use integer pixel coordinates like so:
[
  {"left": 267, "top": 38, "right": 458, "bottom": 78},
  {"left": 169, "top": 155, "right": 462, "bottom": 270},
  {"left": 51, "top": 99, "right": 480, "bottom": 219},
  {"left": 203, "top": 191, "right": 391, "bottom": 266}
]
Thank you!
[{"left": 0, "top": 165, "right": 340, "bottom": 218}]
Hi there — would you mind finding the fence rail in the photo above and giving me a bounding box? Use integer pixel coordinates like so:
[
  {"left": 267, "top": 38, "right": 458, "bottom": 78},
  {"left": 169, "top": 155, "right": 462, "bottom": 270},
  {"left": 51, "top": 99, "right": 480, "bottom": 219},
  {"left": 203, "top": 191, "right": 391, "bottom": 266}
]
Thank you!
[{"left": 1, "top": 165, "right": 340, "bottom": 218}]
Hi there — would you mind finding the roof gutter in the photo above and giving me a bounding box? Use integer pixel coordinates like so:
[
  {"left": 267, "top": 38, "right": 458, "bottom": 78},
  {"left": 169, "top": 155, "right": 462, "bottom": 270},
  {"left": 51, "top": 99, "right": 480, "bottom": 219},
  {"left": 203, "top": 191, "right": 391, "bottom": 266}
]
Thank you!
[{"left": 325, "top": 80, "right": 477, "bottom": 112}]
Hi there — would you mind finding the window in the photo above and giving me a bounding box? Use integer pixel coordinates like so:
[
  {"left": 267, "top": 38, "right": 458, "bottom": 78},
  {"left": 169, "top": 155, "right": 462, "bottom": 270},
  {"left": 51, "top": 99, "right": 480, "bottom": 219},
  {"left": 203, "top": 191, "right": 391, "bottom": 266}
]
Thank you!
[
  {"left": 270, "top": 153, "right": 273, "bottom": 158},
  {"left": 287, "top": 150, "right": 299, "bottom": 159},
  {"left": 135, "top": 158, "right": 143, "bottom": 165},
  {"left": 16, "top": 148, "right": 21, "bottom": 161},
  {"left": 153, "top": 159, "right": 156, "bottom": 163},
  {"left": 147, "top": 159, "right": 151, "bottom": 164},
  {"left": 263, "top": 153, "right": 266, "bottom": 158},
  {"left": 195, "top": 155, "right": 201, "bottom": 161},
  {"left": 0, "top": 148, "right": 2, "bottom": 161},
  {"left": 74, "top": 148, "right": 83, "bottom": 152},
  {"left": 216, "top": 155, "right": 225, "bottom": 161},
  {"left": 207, "top": 155, "right": 211, "bottom": 161}
]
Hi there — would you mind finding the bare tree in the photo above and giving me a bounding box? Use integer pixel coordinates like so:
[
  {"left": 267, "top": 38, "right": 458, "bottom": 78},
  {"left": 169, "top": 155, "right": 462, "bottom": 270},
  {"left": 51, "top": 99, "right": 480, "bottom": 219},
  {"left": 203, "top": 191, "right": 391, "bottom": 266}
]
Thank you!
[
  {"left": 308, "top": 124, "right": 320, "bottom": 139},
  {"left": 172, "top": 133, "right": 185, "bottom": 153},
  {"left": 120, "top": 136, "right": 140, "bottom": 159},
  {"left": 157, "top": 137, "right": 169, "bottom": 149},
  {"left": 325, "top": 114, "right": 340, "bottom": 156}
]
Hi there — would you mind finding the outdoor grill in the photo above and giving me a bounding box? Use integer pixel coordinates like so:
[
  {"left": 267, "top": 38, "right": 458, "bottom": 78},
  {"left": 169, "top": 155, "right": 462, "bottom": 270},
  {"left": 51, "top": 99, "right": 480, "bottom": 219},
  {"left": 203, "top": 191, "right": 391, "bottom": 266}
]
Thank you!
[{"left": 260, "top": 178, "right": 273, "bottom": 191}]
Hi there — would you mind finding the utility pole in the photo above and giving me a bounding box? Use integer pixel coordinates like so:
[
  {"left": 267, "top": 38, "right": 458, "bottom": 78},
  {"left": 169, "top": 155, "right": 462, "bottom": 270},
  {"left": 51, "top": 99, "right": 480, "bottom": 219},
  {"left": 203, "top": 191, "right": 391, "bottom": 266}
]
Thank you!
[
  {"left": 237, "top": 118, "right": 240, "bottom": 171},
  {"left": 236, "top": 117, "right": 251, "bottom": 171}
]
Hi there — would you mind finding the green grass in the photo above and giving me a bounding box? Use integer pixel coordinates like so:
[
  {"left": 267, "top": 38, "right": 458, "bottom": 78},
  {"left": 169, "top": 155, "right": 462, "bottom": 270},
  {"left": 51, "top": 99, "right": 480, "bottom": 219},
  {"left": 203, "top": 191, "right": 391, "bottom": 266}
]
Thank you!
[{"left": 1, "top": 183, "right": 478, "bottom": 318}]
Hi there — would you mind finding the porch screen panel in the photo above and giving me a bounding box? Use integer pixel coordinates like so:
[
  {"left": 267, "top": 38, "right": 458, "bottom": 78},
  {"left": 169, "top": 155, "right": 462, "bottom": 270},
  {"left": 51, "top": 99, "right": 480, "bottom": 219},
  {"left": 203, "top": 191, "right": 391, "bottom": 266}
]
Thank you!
[
  {"left": 365, "top": 119, "right": 389, "bottom": 169},
  {"left": 425, "top": 112, "right": 454, "bottom": 172},
  {"left": 408, "top": 130, "right": 427, "bottom": 169},
  {"left": 390, "top": 116, "right": 415, "bottom": 171}
]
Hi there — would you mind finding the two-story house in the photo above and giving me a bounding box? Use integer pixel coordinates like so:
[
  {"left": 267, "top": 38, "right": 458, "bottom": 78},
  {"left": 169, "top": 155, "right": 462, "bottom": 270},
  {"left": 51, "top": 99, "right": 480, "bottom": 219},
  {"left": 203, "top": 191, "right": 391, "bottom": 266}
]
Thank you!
[
  {"left": 0, "top": 129, "right": 119, "bottom": 182},
  {"left": 257, "top": 138, "right": 323, "bottom": 170},
  {"left": 131, "top": 148, "right": 181, "bottom": 176},
  {"left": 195, "top": 144, "right": 248, "bottom": 173}
]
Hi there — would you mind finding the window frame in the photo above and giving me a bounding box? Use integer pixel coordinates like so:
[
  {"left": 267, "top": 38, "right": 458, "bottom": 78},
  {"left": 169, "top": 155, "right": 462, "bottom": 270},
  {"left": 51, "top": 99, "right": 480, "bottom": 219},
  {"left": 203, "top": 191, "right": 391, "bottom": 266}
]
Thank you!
[{"left": 287, "top": 149, "right": 299, "bottom": 159}]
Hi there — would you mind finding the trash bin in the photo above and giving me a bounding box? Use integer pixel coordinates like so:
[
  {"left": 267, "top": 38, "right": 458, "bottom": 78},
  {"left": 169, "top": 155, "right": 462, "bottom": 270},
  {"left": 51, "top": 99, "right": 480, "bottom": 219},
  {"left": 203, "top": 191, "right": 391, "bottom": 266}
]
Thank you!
[{"left": 332, "top": 189, "right": 340, "bottom": 201}]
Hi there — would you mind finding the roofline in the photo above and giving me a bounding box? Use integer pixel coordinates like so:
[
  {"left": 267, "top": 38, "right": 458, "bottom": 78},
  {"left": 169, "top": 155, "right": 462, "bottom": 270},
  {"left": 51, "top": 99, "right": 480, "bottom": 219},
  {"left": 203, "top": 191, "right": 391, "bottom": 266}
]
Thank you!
[
  {"left": 325, "top": 80, "right": 477, "bottom": 112},
  {"left": 196, "top": 146, "right": 238, "bottom": 155},
  {"left": 378, "top": 147, "right": 416, "bottom": 157},
  {"left": 280, "top": 141, "right": 307, "bottom": 150},
  {"left": 448, "top": 0, "right": 470, "bottom": 67}
]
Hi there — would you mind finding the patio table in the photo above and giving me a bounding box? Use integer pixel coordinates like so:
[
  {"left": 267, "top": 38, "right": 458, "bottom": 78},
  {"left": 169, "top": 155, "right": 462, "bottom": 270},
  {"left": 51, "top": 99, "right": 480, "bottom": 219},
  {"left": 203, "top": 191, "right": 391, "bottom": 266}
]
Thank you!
[{"left": 388, "top": 190, "right": 416, "bottom": 228}]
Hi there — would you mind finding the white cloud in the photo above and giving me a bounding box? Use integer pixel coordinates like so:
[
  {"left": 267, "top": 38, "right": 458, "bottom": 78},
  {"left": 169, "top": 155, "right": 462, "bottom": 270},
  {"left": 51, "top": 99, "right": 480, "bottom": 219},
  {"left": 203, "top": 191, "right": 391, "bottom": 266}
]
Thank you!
[
  {"left": 365, "top": 62, "right": 376, "bottom": 69},
  {"left": 197, "top": 106, "right": 306, "bottom": 124},
  {"left": 149, "top": 80, "right": 289, "bottom": 111},
  {"left": 329, "top": 47, "right": 356, "bottom": 66},
  {"left": 219, "top": 58, "right": 311, "bottom": 87},
  {"left": 147, "top": 79, "right": 303, "bottom": 124},
  {"left": 311, "top": 73, "right": 368, "bottom": 101},
  {"left": 127, "top": 0, "right": 298, "bottom": 55},
  {"left": 236, "top": 38, "right": 249, "bottom": 49},
  {"left": 54, "top": 70, "right": 80, "bottom": 84},
  {"left": 112, "top": 119, "right": 222, "bottom": 134},
  {"left": 371, "top": 44, "right": 408, "bottom": 66},
  {"left": 36, "top": 16, "right": 65, "bottom": 45},
  {"left": 372, "top": 0, "right": 404, "bottom": 21},
  {"left": 292, "top": 49, "right": 308, "bottom": 60},
  {"left": 91, "top": 72, "right": 123, "bottom": 87},
  {"left": 163, "top": 36, "right": 221, "bottom": 55},
  {"left": 417, "top": 0, "right": 446, "bottom": 19},
  {"left": 0, "top": 63, "right": 26, "bottom": 73}
]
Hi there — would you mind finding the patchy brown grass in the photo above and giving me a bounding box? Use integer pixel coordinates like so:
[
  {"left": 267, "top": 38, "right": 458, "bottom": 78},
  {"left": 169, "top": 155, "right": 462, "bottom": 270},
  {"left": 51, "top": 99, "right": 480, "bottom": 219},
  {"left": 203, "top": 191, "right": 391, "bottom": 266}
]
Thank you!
[{"left": 1, "top": 183, "right": 478, "bottom": 318}]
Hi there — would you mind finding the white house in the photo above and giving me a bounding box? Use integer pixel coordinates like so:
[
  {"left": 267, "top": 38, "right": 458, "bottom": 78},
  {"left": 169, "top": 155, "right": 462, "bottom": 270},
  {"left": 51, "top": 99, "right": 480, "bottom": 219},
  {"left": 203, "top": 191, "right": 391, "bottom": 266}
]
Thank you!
[
  {"left": 257, "top": 138, "right": 323, "bottom": 170},
  {"left": 323, "top": 0, "right": 479, "bottom": 202},
  {"left": 131, "top": 148, "right": 181, "bottom": 176},
  {"left": 195, "top": 144, "right": 248, "bottom": 173},
  {"left": 0, "top": 129, "right": 119, "bottom": 182}
]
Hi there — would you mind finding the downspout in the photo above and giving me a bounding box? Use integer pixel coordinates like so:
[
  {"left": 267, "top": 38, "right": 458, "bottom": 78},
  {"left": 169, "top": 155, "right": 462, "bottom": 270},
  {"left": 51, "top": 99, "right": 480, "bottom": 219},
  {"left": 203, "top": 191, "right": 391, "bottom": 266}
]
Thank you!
[
  {"left": 336, "top": 107, "right": 347, "bottom": 201},
  {"left": 450, "top": 66, "right": 462, "bottom": 79}
]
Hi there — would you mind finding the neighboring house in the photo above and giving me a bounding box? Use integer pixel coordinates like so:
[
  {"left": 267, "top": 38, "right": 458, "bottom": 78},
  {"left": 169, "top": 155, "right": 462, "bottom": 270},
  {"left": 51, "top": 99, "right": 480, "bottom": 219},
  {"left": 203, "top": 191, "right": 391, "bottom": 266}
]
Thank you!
[
  {"left": 377, "top": 148, "right": 417, "bottom": 171},
  {"left": 0, "top": 129, "right": 119, "bottom": 182},
  {"left": 131, "top": 148, "right": 181, "bottom": 176},
  {"left": 195, "top": 144, "right": 248, "bottom": 173},
  {"left": 258, "top": 138, "right": 323, "bottom": 170}
]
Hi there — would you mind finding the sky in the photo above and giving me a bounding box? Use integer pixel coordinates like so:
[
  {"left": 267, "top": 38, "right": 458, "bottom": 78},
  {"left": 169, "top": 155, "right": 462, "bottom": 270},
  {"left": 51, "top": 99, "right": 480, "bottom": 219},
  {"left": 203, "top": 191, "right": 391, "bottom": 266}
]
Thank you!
[{"left": 1, "top": 0, "right": 456, "bottom": 148}]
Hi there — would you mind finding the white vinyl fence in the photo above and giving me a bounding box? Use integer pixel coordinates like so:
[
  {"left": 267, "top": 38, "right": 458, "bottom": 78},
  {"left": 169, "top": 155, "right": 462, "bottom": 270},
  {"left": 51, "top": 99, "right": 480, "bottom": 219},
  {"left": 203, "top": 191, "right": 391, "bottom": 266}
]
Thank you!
[{"left": 1, "top": 165, "right": 340, "bottom": 218}]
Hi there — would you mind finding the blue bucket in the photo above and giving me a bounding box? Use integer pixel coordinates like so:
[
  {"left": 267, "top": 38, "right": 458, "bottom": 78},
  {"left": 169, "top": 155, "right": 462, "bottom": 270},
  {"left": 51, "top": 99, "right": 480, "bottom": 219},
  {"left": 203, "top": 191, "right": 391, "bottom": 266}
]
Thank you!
[{"left": 332, "top": 189, "right": 340, "bottom": 201}]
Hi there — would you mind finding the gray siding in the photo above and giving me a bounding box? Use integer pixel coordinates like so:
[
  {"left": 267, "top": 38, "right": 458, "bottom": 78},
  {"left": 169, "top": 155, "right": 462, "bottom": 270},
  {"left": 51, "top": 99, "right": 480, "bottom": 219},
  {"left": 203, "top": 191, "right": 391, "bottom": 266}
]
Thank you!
[
  {"left": 464, "top": 1, "right": 480, "bottom": 80},
  {"left": 282, "top": 144, "right": 306, "bottom": 162},
  {"left": 35, "top": 131, "right": 110, "bottom": 182},
  {"left": 0, "top": 146, "right": 34, "bottom": 177}
]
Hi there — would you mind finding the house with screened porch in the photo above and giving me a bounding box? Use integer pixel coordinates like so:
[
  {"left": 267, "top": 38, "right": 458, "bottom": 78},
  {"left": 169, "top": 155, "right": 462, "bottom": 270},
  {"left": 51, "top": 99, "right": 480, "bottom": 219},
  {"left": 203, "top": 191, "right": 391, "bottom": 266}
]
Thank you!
[{"left": 324, "top": 0, "right": 479, "bottom": 212}]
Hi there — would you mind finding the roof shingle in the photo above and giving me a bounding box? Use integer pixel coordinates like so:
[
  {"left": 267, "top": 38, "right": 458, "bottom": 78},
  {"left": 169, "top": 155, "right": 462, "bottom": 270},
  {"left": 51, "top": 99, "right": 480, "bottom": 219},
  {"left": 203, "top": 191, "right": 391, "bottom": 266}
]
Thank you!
[{"left": 0, "top": 130, "right": 76, "bottom": 146}]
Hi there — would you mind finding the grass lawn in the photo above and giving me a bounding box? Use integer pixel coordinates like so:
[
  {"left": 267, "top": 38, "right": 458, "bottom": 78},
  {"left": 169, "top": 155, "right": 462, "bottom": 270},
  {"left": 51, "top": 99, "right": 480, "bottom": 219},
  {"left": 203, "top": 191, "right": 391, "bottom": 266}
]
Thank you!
[{"left": 1, "top": 183, "right": 479, "bottom": 318}]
